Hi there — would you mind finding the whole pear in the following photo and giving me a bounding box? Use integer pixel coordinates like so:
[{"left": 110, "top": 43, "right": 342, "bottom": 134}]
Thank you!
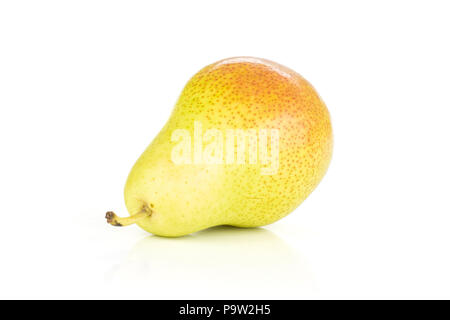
[{"left": 106, "top": 57, "right": 333, "bottom": 237}]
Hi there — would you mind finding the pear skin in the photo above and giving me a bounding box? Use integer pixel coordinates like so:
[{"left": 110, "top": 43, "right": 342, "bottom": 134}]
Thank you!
[{"left": 107, "top": 57, "right": 333, "bottom": 237}]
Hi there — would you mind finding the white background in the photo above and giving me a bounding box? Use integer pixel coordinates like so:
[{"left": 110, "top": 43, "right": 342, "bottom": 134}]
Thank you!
[{"left": 0, "top": 1, "right": 449, "bottom": 299}]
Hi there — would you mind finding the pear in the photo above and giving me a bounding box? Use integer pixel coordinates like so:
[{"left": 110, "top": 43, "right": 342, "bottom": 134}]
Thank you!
[{"left": 106, "top": 57, "right": 333, "bottom": 237}]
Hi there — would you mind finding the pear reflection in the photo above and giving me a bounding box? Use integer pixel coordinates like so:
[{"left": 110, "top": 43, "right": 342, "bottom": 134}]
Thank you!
[{"left": 111, "top": 226, "right": 315, "bottom": 298}]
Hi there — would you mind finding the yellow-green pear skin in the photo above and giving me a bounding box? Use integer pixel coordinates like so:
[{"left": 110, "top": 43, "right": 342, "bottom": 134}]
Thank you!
[{"left": 122, "top": 57, "right": 332, "bottom": 237}]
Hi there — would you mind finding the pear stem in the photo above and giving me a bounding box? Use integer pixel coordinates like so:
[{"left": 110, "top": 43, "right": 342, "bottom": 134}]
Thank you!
[{"left": 105, "top": 206, "right": 152, "bottom": 227}]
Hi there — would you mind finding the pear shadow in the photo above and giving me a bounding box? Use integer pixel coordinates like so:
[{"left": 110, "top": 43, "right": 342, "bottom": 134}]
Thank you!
[{"left": 110, "top": 226, "right": 316, "bottom": 299}]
